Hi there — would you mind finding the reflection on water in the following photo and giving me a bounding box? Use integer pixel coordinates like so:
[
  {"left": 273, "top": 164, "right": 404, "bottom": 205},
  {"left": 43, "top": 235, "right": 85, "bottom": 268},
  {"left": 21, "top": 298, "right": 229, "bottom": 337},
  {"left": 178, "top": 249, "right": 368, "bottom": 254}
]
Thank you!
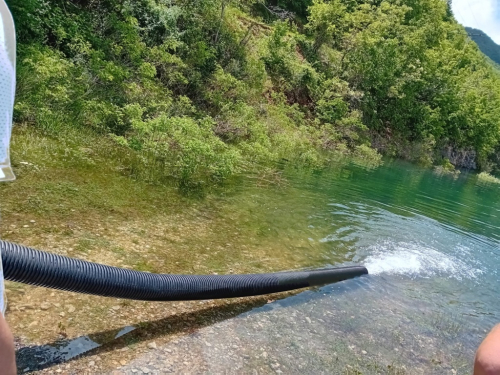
[
  {"left": 17, "top": 160, "right": 500, "bottom": 373},
  {"left": 140, "top": 161, "right": 499, "bottom": 374}
]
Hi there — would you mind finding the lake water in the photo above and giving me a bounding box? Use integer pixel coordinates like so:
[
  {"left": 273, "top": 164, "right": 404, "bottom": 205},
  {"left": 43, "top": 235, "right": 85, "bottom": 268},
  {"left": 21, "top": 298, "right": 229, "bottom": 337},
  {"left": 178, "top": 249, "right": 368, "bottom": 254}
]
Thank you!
[
  {"left": 17, "top": 160, "right": 500, "bottom": 374},
  {"left": 119, "top": 161, "right": 500, "bottom": 374}
]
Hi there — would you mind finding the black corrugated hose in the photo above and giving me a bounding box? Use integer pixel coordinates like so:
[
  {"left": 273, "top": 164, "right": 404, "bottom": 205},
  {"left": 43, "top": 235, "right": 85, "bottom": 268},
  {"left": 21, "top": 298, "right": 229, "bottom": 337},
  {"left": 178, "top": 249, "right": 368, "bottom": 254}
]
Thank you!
[{"left": 0, "top": 240, "right": 368, "bottom": 301}]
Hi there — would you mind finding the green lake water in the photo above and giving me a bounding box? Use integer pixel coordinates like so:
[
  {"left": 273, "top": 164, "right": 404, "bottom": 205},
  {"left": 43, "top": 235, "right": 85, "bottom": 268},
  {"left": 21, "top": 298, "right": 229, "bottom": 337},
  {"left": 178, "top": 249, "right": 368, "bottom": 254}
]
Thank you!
[
  {"left": 20, "top": 160, "right": 500, "bottom": 374},
  {"left": 135, "top": 160, "right": 500, "bottom": 374}
]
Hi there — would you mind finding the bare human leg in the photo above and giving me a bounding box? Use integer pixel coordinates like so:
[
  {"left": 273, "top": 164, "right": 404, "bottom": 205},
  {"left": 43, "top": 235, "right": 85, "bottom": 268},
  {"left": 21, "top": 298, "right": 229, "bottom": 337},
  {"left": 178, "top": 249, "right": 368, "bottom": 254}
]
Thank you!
[
  {"left": 474, "top": 324, "right": 500, "bottom": 375},
  {"left": 0, "top": 312, "right": 15, "bottom": 375}
]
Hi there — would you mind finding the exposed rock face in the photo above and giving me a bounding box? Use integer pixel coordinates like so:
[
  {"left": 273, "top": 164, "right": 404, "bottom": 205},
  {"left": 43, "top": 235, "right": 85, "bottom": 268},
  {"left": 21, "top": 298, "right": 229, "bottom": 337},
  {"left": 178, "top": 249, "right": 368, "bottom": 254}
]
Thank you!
[{"left": 442, "top": 146, "right": 477, "bottom": 170}]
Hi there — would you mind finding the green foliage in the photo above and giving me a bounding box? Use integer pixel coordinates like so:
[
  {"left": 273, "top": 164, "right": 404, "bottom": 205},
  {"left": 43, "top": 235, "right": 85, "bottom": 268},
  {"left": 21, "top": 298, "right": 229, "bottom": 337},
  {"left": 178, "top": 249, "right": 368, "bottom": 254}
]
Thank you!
[
  {"left": 441, "top": 158, "right": 455, "bottom": 172},
  {"left": 7, "top": 0, "right": 500, "bottom": 188},
  {"left": 351, "top": 144, "right": 383, "bottom": 170},
  {"left": 307, "top": 0, "right": 500, "bottom": 168},
  {"left": 277, "top": 0, "right": 313, "bottom": 19},
  {"left": 477, "top": 172, "right": 500, "bottom": 185},
  {"left": 433, "top": 158, "right": 459, "bottom": 178},
  {"left": 262, "top": 22, "right": 321, "bottom": 104},
  {"left": 126, "top": 115, "right": 242, "bottom": 187},
  {"left": 306, "top": 0, "right": 346, "bottom": 51}
]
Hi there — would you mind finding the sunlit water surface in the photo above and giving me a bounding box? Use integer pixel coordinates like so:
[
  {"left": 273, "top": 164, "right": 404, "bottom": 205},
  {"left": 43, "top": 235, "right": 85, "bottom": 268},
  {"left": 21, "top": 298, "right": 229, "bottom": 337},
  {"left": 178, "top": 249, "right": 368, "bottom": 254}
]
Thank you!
[
  {"left": 22, "top": 161, "right": 500, "bottom": 374},
  {"left": 141, "top": 161, "right": 500, "bottom": 374}
]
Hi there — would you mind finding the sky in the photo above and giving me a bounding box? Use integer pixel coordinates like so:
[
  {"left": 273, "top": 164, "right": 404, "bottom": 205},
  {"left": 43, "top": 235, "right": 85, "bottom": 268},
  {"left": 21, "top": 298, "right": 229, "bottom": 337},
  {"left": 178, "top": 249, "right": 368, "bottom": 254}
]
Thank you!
[{"left": 452, "top": 0, "right": 500, "bottom": 44}]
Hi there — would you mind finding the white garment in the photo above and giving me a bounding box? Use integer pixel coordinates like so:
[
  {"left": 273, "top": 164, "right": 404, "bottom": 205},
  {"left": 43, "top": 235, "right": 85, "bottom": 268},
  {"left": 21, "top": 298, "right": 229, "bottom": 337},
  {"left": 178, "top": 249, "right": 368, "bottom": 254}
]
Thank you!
[
  {"left": 0, "top": 0, "right": 17, "bottom": 314},
  {"left": 0, "top": 0, "right": 15, "bottom": 182}
]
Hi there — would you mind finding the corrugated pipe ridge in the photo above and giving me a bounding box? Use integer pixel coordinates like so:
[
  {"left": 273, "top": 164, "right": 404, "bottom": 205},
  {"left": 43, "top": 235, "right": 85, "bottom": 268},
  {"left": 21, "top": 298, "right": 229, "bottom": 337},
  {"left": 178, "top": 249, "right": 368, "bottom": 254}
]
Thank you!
[{"left": 0, "top": 240, "right": 367, "bottom": 301}]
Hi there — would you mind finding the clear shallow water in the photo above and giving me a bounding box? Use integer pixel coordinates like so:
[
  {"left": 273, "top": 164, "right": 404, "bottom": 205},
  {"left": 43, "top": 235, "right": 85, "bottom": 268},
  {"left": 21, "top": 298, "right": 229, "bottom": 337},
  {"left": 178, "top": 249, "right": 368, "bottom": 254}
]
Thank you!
[
  {"left": 137, "top": 161, "right": 500, "bottom": 374},
  {"left": 20, "top": 160, "right": 500, "bottom": 373}
]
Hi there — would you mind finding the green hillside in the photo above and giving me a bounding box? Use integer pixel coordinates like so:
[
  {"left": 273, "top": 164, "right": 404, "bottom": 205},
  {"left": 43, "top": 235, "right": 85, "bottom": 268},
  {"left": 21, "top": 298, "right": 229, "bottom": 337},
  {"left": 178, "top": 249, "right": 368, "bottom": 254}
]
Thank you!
[
  {"left": 6, "top": 0, "right": 500, "bottom": 188},
  {"left": 466, "top": 27, "right": 500, "bottom": 66}
]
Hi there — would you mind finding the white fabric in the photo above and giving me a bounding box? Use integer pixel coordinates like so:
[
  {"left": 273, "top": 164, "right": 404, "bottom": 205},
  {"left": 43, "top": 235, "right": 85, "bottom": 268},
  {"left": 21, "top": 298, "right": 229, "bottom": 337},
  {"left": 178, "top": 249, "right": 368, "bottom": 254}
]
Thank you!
[
  {"left": 0, "top": 0, "right": 15, "bottom": 182},
  {"left": 0, "top": 0, "right": 16, "bottom": 314}
]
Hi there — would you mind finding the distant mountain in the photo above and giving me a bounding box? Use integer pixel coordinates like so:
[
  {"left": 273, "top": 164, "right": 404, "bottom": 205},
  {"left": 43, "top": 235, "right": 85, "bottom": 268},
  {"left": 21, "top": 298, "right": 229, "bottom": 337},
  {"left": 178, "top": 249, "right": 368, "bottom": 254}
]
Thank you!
[{"left": 465, "top": 27, "right": 500, "bottom": 66}]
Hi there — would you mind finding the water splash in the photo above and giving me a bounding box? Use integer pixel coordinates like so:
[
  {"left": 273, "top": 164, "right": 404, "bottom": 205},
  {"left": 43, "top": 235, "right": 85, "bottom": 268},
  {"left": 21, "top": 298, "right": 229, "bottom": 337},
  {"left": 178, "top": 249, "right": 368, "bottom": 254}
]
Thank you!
[{"left": 363, "top": 241, "right": 483, "bottom": 280}]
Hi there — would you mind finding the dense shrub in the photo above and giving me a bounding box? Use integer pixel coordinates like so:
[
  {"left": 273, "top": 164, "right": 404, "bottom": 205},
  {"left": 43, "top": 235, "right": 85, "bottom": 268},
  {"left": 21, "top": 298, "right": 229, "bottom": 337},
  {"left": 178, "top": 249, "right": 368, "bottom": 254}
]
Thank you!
[{"left": 6, "top": 0, "right": 500, "bottom": 187}]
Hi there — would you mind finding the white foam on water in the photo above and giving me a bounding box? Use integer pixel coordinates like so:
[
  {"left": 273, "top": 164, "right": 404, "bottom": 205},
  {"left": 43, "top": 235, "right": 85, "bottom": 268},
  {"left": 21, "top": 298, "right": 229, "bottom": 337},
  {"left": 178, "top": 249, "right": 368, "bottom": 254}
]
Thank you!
[{"left": 363, "top": 241, "right": 483, "bottom": 280}]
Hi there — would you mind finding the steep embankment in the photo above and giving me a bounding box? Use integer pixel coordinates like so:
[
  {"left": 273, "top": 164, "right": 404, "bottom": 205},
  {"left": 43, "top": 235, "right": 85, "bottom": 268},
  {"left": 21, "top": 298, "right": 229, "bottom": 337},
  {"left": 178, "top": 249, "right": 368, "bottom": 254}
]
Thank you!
[{"left": 6, "top": 0, "right": 500, "bottom": 186}]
